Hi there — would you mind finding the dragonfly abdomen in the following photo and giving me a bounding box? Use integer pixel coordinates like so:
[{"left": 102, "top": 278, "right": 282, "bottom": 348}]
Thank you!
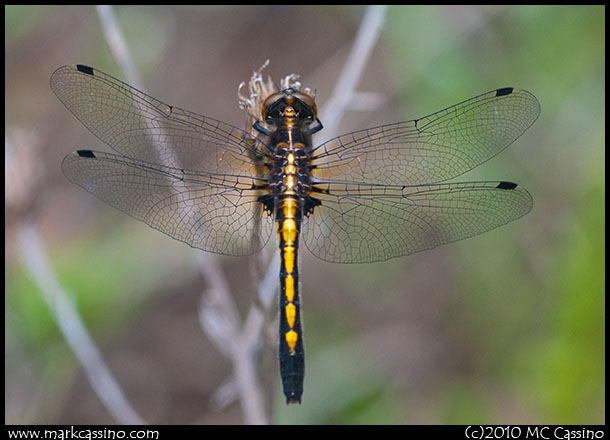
[{"left": 276, "top": 195, "right": 305, "bottom": 403}]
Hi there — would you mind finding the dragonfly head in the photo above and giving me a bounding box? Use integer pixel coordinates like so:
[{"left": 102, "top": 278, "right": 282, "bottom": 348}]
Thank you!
[{"left": 261, "top": 88, "right": 318, "bottom": 128}]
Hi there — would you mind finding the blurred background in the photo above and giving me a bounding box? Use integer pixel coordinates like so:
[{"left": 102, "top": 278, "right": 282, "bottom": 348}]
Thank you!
[{"left": 5, "top": 5, "right": 604, "bottom": 425}]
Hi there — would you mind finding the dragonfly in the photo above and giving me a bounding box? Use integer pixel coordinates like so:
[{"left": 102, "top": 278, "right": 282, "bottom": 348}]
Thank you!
[{"left": 51, "top": 64, "right": 540, "bottom": 404}]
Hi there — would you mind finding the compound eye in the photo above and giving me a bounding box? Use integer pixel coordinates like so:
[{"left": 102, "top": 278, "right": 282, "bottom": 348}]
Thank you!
[
  {"left": 261, "top": 92, "right": 285, "bottom": 119},
  {"left": 293, "top": 92, "right": 318, "bottom": 120},
  {"left": 262, "top": 92, "right": 284, "bottom": 109}
]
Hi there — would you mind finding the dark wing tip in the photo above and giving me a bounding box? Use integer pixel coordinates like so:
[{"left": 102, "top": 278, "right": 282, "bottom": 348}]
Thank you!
[
  {"left": 496, "top": 181, "right": 518, "bottom": 190},
  {"left": 495, "top": 87, "right": 514, "bottom": 97},
  {"left": 76, "top": 64, "right": 95, "bottom": 76},
  {"left": 76, "top": 149, "right": 96, "bottom": 158}
]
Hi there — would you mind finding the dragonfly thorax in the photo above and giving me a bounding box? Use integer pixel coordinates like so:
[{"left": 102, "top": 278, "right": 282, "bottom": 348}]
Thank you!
[{"left": 269, "top": 147, "right": 314, "bottom": 198}]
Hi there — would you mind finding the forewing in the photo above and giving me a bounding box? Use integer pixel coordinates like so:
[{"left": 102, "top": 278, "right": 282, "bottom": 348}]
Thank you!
[
  {"left": 51, "top": 64, "right": 268, "bottom": 175},
  {"left": 62, "top": 150, "right": 273, "bottom": 256},
  {"left": 311, "top": 88, "right": 540, "bottom": 186},
  {"left": 303, "top": 181, "right": 532, "bottom": 263}
]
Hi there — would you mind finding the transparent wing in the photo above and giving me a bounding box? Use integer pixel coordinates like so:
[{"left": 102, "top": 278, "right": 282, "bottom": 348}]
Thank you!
[
  {"left": 51, "top": 64, "right": 269, "bottom": 175},
  {"left": 311, "top": 88, "right": 540, "bottom": 186},
  {"left": 302, "top": 181, "right": 532, "bottom": 263},
  {"left": 62, "top": 150, "right": 273, "bottom": 256}
]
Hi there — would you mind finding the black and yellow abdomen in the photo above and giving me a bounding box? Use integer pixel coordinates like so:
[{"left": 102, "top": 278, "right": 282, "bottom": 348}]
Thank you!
[{"left": 276, "top": 194, "right": 305, "bottom": 403}]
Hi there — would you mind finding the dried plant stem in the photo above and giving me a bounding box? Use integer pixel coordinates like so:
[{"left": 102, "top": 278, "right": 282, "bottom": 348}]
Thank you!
[
  {"left": 321, "top": 5, "right": 387, "bottom": 138},
  {"left": 95, "top": 5, "right": 146, "bottom": 91}
]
